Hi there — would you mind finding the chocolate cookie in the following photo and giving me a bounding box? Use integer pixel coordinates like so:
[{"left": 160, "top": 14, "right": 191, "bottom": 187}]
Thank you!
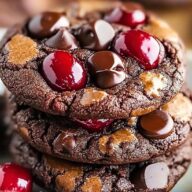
[
  {"left": 11, "top": 134, "right": 192, "bottom": 192},
  {"left": 14, "top": 92, "right": 192, "bottom": 164},
  {"left": 0, "top": 3, "right": 185, "bottom": 119}
]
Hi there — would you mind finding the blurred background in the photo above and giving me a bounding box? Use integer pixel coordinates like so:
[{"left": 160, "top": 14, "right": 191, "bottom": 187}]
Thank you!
[{"left": 0, "top": 0, "right": 192, "bottom": 191}]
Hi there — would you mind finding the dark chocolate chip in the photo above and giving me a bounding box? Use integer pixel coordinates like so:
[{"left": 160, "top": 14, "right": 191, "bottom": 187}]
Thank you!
[
  {"left": 28, "top": 12, "right": 69, "bottom": 38},
  {"left": 73, "top": 20, "right": 115, "bottom": 50},
  {"left": 139, "top": 110, "right": 174, "bottom": 139},
  {"left": 88, "top": 51, "right": 126, "bottom": 88},
  {"left": 45, "top": 28, "right": 78, "bottom": 50},
  {"left": 131, "top": 162, "right": 170, "bottom": 191},
  {"left": 53, "top": 133, "right": 76, "bottom": 154}
]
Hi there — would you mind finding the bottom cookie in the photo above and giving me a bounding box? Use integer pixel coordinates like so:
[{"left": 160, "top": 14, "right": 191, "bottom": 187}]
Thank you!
[{"left": 11, "top": 134, "right": 191, "bottom": 192}]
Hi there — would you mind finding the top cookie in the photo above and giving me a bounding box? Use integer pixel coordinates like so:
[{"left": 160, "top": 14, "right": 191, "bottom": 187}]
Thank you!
[{"left": 0, "top": 3, "right": 185, "bottom": 119}]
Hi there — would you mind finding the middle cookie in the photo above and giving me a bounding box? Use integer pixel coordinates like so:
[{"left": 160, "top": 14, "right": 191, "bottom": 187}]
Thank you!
[{"left": 13, "top": 92, "right": 192, "bottom": 164}]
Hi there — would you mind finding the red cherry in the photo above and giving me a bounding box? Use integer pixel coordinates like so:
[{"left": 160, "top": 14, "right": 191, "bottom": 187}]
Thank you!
[
  {"left": 0, "top": 163, "right": 32, "bottom": 192},
  {"left": 74, "top": 119, "right": 113, "bottom": 132},
  {"left": 114, "top": 30, "right": 164, "bottom": 69},
  {"left": 42, "top": 51, "right": 87, "bottom": 91},
  {"left": 105, "top": 8, "right": 146, "bottom": 28}
]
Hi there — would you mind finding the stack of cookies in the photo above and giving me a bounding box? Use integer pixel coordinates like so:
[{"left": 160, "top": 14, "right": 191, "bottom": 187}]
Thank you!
[{"left": 0, "top": 2, "right": 192, "bottom": 192}]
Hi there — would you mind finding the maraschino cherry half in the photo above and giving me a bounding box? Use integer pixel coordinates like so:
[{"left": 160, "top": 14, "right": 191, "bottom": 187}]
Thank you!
[
  {"left": 0, "top": 163, "right": 32, "bottom": 192},
  {"left": 42, "top": 51, "right": 87, "bottom": 91},
  {"left": 105, "top": 8, "right": 146, "bottom": 28},
  {"left": 114, "top": 30, "right": 164, "bottom": 70},
  {"left": 74, "top": 119, "right": 113, "bottom": 132}
]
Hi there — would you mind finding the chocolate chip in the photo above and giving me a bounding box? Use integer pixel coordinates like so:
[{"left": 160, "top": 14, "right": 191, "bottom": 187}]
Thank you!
[
  {"left": 45, "top": 28, "right": 78, "bottom": 50},
  {"left": 28, "top": 12, "right": 70, "bottom": 38},
  {"left": 53, "top": 133, "right": 76, "bottom": 154},
  {"left": 88, "top": 51, "right": 126, "bottom": 88},
  {"left": 139, "top": 110, "right": 174, "bottom": 139},
  {"left": 131, "top": 162, "right": 170, "bottom": 190},
  {"left": 73, "top": 20, "right": 115, "bottom": 50}
]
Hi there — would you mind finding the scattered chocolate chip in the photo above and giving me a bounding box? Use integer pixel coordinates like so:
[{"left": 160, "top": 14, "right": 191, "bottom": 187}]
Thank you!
[
  {"left": 73, "top": 20, "right": 115, "bottom": 50},
  {"left": 88, "top": 51, "right": 126, "bottom": 88},
  {"left": 53, "top": 133, "right": 76, "bottom": 154},
  {"left": 28, "top": 12, "right": 70, "bottom": 38},
  {"left": 139, "top": 110, "right": 174, "bottom": 139},
  {"left": 131, "top": 162, "right": 170, "bottom": 191},
  {"left": 45, "top": 28, "right": 78, "bottom": 50}
]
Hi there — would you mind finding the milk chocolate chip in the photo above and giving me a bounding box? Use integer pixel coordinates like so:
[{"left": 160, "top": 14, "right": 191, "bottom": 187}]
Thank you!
[
  {"left": 45, "top": 28, "right": 78, "bottom": 50},
  {"left": 88, "top": 51, "right": 126, "bottom": 88},
  {"left": 139, "top": 110, "right": 174, "bottom": 139},
  {"left": 53, "top": 133, "right": 76, "bottom": 154},
  {"left": 131, "top": 162, "right": 170, "bottom": 191},
  {"left": 73, "top": 20, "right": 115, "bottom": 50},
  {"left": 28, "top": 12, "right": 70, "bottom": 38}
]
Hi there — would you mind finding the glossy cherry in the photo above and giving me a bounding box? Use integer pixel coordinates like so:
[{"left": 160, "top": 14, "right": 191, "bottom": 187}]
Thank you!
[
  {"left": 0, "top": 163, "right": 32, "bottom": 192},
  {"left": 114, "top": 30, "right": 164, "bottom": 69},
  {"left": 42, "top": 51, "right": 87, "bottom": 91},
  {"left": 105, "top": 8, "right": 146, "bottom": 28},
  {"left": 74, "top": 119, "right": 113, "bottom": 132}
]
